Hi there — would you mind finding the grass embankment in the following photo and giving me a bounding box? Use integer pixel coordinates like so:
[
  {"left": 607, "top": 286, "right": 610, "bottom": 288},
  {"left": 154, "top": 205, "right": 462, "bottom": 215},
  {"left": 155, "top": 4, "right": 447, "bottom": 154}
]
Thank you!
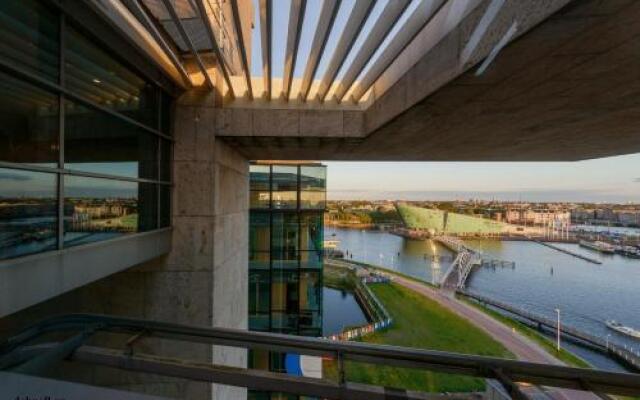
[
  {"left": 457, "top": 296, "right": 591, "bottom": 369},
  {"left": 323, "top": 263, "right": 357, "bottom": 290},
  {"left": 323, "top": 282, "right": 513, "bottom": 393}
]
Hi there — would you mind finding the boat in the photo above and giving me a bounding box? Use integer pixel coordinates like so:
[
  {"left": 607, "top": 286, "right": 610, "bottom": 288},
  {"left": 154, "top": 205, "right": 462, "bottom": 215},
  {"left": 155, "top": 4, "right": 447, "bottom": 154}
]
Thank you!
[
  {"left": 579, "top": 240, "right": 615, "bottom": 254},
  {"left": 606, "top": 320, "right": 640, "bottom": 340},
  {"left": 616, "top": 245, "right": 640, "bottom": 259}
]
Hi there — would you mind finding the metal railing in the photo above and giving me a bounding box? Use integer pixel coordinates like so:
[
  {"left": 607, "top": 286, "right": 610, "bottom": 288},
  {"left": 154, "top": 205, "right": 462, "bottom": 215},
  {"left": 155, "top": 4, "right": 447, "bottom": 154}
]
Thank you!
[
  {"left": 458, "top": 291, "right": 640, "bottom": 371},
  {"left": 2, "top": 314, "right": 640, "bottom": 399}
]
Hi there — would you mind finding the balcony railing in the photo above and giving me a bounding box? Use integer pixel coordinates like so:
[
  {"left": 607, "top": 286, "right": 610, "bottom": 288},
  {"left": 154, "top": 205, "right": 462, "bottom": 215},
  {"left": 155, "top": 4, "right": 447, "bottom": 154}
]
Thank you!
[{"left": 2, "top": 314, "right": 640, "bottom": 399}]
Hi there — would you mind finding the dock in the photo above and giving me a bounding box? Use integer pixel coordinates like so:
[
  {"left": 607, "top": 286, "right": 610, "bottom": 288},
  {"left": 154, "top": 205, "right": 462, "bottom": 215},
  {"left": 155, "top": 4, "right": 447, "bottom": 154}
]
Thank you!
[{"left": 532, "top": 239, "right": 602, "bottom": 264}]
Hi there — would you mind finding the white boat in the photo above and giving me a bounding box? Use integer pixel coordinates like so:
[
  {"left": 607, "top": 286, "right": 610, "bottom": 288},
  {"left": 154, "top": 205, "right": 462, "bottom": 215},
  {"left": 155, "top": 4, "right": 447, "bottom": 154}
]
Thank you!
[
  {"left": 606, "top": 320, "right": 640, "bottom": 340},
  {"left": 579, "top": 240, "right": 615, "bottom": 254}
]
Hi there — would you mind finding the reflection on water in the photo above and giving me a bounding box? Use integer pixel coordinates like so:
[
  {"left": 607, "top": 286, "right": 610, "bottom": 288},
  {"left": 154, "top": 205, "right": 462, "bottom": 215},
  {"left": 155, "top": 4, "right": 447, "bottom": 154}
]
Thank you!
[
  {"left": 326, "top": 228, "right": 640, "bottom": 370},
  {"left": 325, "top": 226, "right": 454, "bottom": 284},
  {"left": 322, "top": 287, "right": 368, "bottom": 336}
]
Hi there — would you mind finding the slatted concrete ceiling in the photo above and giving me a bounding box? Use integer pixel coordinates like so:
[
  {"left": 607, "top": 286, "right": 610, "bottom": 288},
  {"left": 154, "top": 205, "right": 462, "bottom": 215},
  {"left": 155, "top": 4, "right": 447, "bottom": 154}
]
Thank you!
[{"left": 96, "top": 0, "right": 523, "bottom": 106}]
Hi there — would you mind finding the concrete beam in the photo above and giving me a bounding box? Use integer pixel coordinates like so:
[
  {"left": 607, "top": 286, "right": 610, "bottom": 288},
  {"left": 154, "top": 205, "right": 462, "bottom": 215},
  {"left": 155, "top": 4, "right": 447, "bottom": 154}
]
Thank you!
[
  {"left": 218, "top": 0, "right": 640, "bottom": 161},
  {"left": 0, "top": 229, "right": 171, "bottom": 318}
]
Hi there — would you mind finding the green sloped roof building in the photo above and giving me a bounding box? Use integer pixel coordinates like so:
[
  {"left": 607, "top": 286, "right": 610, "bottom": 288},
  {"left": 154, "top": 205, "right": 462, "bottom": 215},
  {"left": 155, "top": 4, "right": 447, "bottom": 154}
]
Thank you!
[{"left": 395, "top": 203, "right": 511, "bottom": 235}]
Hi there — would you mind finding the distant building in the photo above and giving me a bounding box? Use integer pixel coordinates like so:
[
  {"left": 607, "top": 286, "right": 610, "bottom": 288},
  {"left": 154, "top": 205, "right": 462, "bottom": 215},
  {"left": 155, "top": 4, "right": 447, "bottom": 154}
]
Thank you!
[{"left": 506, "top": 209, "right": 570, "bottom": 225}]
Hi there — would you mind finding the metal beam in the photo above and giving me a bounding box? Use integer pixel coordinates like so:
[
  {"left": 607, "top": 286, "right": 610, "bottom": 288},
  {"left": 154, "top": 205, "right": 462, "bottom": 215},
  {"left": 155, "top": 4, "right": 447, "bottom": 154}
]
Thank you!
[
  {"left": 299, "top": 0, "right": 340, "bottom": 101},
  {"left": 259, "top": 0, "right": 272, "bottom": 99},
  {"left": 160, "top": 0, "right": 214, "bottom": 90},
  {"left": 124, "top": 0, "right": 192, "bottom": 88},
  {"left": 230, "top": 0, "right": 253, "bottom": 99},
  {"left": 282, "top": 0, "right": 306, "bottom": 100},
  {"left": 316, "top": 0, "right": 374, "bottom": 102},
  {"left": 351, "top": 0, "right": 448, "bottom": 102},
  {"left": 333, "top": 0, "right": 410, "bottom": 103}
]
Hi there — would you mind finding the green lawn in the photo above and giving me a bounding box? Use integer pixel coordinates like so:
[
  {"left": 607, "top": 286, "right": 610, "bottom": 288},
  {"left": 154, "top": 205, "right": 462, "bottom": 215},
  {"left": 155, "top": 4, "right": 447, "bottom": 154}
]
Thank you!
[{"left": 324, "top": 282, "right": 513, "bottom": 393}]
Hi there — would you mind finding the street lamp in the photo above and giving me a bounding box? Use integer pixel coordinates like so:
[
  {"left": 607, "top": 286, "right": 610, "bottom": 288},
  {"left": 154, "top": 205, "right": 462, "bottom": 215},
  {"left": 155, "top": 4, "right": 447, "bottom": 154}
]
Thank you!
[{"left": 555, "top": 308, "right": 561, "bottom": 352}]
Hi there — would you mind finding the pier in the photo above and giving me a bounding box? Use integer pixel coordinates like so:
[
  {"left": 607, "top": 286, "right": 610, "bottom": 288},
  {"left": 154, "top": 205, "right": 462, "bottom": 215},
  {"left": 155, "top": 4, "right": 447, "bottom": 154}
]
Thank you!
[
  {"left": 531, "top": 239, "right": 602, "bottom": 264},
  {"left": 459, "top": 291, "right": 640, "bottom": 371}
]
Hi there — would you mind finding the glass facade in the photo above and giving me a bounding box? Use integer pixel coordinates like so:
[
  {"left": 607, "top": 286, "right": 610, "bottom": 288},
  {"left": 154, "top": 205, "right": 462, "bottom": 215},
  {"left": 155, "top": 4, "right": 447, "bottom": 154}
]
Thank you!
[
  {"left": 248, "top": 163, "right": 326, "bottom": 398},
  {"left": 0, "top": 0, "right": 172, "bottom": 260}
]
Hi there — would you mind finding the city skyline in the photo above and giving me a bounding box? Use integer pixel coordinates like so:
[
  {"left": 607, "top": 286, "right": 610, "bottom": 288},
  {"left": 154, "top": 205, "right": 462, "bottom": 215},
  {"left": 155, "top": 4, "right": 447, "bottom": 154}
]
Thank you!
[{"left": 325, "top": 152, "right": 640, "bottom": 203}]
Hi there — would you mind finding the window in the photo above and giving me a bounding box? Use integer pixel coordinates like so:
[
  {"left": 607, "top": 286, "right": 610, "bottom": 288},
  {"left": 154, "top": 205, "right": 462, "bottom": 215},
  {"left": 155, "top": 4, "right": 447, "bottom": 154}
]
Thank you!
[
  {"left": 63, "top": 176, "right": 158, "bottom": 247},
  {"left": 0, "top": 72, "right": 59, "bottom": 167},
  {"left": 0, "top": 168, "right": 57, "bottom": 259},
  {"left": 65, "top": 25, "right": 159, "bottom": 127},
  {"left": 272, "top": 165, "right": 297, "bottom": 209},
  {"left": 0, "top": 0, "right": 59, "bottom": 83},
  {"left": 272, "top": 213, "right": 298, "bottom": 269},
  {"left": 0, "top": 1, "right": 172, "bottom": 260},
  {"left": 64, "top": 100, "right": 159, "bottom": 179}
]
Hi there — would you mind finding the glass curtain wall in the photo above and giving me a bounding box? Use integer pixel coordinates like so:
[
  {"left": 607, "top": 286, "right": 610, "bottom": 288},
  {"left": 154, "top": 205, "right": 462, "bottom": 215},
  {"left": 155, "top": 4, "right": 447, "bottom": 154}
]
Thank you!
[
  {"left": 248, "top": 163, "right": 326, "bottom": 399},
  {"left": 0, "top": 0, "right": 172, "bottom": 260}
]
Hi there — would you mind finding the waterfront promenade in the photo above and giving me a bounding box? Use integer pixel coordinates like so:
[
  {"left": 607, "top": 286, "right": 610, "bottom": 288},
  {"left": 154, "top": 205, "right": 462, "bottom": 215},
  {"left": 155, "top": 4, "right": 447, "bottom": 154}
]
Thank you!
[{"left": 388, "top": 275, "right": 600, "bottom": 400}]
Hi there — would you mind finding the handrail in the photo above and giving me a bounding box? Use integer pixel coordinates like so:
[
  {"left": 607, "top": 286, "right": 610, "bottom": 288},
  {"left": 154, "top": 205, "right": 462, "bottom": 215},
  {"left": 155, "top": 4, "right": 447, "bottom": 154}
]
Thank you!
[{"left": 2, "top": 314, "right": 640, "bottom": 397}]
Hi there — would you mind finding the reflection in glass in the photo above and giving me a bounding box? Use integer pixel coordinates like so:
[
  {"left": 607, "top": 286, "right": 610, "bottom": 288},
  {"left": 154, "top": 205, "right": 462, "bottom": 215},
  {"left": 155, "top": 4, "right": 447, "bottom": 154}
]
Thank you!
[
  {"left": 250, "top": 212, "right": 270, "bottom": 252},
  {"left": 0, "top": 168, "right": 57, "bottom": 259},
  {"left": 300, "top": 271, "right": 321, "bottom": 311},
  {"left": 65, "top": 25, "right": 159, "bottom": 127},
  {"left": 0, "top": 0, "right": 59, "bottom": 82},
  {"left": 63, "top": 176, "right": 157, "bottom": 247},
  {"left": 272, "top": 190, "right": 296, "bottom": 209},
  {"left": 300, "top": 214, "right": 322, "bottom": 251},
  {"left": 64, "top": 100, "right": 158, "bottom": 179},
  {"left": 250, "top": 164, "right": 270, "bottom": 191},
  {"left": 300, "top": 251, "right": 322, "bottom": 269},
  {"left": 272, "top": 165, "right": 297, "bottom": 191},
  {"left": 300, "top": 166, "right": 326, "bottom": 191},
  {"left": 250, "top": 190, "right": 270, "bottom": 209},
  {"left": 272, "top": 213, "right": 298, "bottom": 269},
  {"left": 0, "top": 72, "right": 59, "bottom": 167},
  {"left": 249, "top": 270, "right": 270, "bottom": 331},
  {"left": 250, "top": 251, "right": 270, "bottom": 270}
]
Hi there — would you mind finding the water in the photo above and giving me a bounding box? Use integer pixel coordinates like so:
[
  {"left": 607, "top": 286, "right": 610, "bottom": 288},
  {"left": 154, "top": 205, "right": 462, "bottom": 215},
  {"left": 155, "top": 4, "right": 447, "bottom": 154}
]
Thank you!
[
  {"left": 326, "top": 226, "right": 455, "bottom": 285},
  {"left": 326, "top": 227, "right": 640, "bottom": 370},
  {"left": 322, "top": 287, "right": 369, "bottom": 336}
]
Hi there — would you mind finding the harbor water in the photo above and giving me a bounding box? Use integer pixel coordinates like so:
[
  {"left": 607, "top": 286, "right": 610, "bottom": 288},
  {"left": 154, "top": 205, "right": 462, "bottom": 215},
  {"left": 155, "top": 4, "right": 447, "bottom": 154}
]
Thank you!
[
  {"left": 322, "top": 287, "right": 369, "bottom": 336},
  {"left": 326, "top": 226, "right": 640, "bottom": 371}
]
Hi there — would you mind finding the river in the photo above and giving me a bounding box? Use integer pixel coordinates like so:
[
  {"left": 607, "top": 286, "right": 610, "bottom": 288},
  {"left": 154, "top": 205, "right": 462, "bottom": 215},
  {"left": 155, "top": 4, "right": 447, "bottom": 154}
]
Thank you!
[{"left": 326, "top": 226, "right": 640, "bottom": 371}]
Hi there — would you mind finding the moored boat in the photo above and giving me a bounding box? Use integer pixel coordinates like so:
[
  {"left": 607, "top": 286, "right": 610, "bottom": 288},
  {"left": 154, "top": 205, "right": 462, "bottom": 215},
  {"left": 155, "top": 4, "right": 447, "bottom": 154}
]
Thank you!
[
  {"left": 579, "top": 240, "right": 615, "bottom": 254},
  {"left": 606, "top": 320, "right": 640, "bottom": 340}
]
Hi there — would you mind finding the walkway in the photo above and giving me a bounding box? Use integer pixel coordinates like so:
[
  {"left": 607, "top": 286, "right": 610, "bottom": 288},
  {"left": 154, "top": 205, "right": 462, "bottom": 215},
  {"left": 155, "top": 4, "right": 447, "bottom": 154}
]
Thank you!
[{"left": 389, "top": 275, "right": 601, "bottom": 400}]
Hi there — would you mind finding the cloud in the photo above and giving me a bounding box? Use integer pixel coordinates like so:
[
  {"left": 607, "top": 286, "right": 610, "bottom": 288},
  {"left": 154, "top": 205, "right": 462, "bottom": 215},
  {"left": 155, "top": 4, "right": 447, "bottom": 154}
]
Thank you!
[{"left": 0, "top": 172, "right": 31, "bottom": 181}]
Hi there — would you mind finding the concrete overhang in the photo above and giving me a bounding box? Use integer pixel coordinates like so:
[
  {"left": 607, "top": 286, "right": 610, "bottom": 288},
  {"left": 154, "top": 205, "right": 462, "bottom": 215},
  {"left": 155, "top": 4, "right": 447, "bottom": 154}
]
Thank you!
[{"left": 219, "top": 0, "right": 640, "bottom": 161}]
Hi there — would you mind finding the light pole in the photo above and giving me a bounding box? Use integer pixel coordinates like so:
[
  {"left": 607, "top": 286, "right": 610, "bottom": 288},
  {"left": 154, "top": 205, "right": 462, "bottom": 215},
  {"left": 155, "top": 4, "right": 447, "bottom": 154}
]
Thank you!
[{"left": 555, "top": 308, "right": 561, "bottom": 352}]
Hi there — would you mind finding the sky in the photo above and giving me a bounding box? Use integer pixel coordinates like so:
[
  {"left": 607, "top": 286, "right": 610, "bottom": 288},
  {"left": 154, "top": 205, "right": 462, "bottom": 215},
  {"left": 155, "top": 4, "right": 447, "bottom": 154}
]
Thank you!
[
  {"left": 324, "top": 153, "right": 640, "bottom": 203},
  {"left": 250, "top": 0, "right": 403, "bottom": 81}
]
